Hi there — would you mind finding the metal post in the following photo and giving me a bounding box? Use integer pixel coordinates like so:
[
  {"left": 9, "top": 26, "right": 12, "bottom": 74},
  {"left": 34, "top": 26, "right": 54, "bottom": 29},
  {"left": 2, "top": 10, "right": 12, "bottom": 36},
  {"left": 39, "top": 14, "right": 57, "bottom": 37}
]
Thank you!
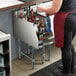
[
  {"left": 18, "top": 40, "right": 21, "bottom": 59},
  {"left": 32, "top": 49, "right": 35, "bottom": 69},
  {"left": 41, "top": 47, "right": 45, "bottom": 64},
  {"left": 47, "top": 45, "right": 51, "bottom": 61}
]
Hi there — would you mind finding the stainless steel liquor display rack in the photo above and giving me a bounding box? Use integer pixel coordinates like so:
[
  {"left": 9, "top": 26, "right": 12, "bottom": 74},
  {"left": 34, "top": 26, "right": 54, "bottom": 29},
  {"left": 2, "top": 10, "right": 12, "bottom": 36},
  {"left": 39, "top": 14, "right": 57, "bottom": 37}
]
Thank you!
[{"left": 13, "top": 1, "right": 54, "bottom": 69}]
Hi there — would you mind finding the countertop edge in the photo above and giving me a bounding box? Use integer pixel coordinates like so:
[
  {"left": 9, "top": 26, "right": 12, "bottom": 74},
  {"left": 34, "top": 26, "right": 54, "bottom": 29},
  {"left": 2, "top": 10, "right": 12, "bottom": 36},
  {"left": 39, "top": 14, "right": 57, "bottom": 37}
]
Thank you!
[{"left": 0, "top": 0, "right": 49, "bottom": 12}]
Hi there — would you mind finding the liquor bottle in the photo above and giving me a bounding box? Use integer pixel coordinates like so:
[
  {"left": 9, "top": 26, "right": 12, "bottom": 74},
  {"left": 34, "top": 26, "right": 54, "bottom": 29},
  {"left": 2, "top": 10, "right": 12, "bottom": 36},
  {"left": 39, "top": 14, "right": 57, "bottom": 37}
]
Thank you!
[
  {"left": 26, "top": 7, "right": 30, "bottom": 21},
  {"left": 36, "top": 27, "right": 43, "bottom": 41},
  {"left": 30, "top": 9, "right": 34, "bottom": 22},
  {"left": 15, "top": 7, "right": 24, "bottom": 18},
  {"left": 39, "top": 28, "right": 44, "bottom": 41},
  {"left": 22, "top": 8, "right": 27, "bottom": 18},
  {"left": 34, "top": 11, "right": 39, "bottom": 24},
  {"left": 45, "top": 14, "right": 51, "bottom": 33}
]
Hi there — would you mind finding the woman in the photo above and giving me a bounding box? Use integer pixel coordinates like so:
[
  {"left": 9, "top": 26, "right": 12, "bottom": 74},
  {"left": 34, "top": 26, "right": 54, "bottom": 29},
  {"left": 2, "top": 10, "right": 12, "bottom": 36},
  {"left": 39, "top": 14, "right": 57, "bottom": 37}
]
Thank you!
[{"left": 36, "top": 0, "right": 76, "bottom": 76}]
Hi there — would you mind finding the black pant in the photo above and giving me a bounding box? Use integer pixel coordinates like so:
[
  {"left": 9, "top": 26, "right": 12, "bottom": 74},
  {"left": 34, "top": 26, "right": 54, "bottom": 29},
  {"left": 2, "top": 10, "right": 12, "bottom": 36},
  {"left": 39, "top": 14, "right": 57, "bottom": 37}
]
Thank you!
[{"left": 61, "top": 11, "right": 76, "bottom": 73}]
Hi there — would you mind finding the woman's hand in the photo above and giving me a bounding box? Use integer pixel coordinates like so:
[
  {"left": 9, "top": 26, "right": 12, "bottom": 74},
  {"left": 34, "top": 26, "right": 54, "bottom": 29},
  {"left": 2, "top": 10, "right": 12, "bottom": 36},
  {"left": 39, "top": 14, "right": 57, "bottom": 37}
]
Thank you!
[
  {"left": 36, "top": 0, "right": 63, "bottom": 15},
  {"left": 36, "top": 5, "right": 45, "bottom": 12}
]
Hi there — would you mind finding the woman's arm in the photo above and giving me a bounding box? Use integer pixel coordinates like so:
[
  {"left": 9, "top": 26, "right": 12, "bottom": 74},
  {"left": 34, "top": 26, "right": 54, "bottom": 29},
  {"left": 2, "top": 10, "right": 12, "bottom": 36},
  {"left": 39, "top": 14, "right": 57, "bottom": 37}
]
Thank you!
[{"left": 36, "top": 0, "right": 63, "bottom": 15}]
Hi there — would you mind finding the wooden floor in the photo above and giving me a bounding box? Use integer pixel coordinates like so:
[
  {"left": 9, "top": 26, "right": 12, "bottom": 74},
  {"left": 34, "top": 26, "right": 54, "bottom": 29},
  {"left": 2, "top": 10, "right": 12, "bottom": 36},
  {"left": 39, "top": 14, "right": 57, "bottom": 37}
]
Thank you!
[{"left": 12, "top": 36, "right": 76, "bottom": 76}]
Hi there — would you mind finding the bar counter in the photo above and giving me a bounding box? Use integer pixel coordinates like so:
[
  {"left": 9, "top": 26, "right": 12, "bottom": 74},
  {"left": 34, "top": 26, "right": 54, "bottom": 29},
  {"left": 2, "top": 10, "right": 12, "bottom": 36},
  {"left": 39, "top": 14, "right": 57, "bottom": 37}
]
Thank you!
[{"left": 0, "top": 0, "right": 49, "bottom": 12}]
